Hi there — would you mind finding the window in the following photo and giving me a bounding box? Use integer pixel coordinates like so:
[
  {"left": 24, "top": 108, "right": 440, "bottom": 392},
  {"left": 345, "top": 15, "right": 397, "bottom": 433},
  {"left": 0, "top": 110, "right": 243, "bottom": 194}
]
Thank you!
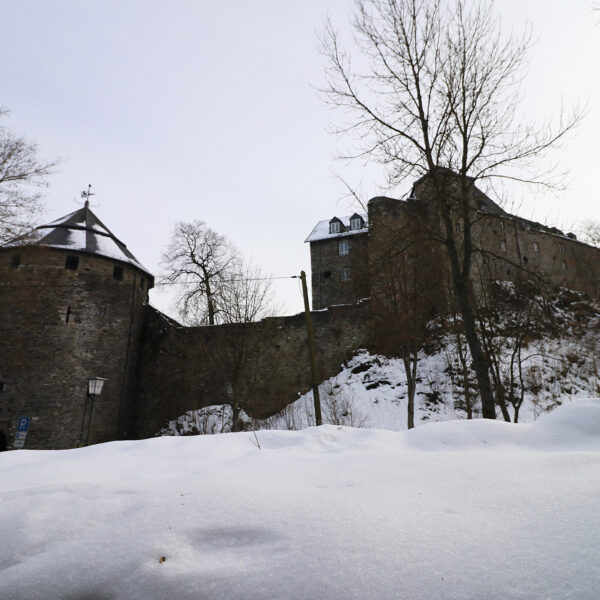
[
  {"left": 339, "top": 240, "right": 349, "bottom": 256},
  {"left": 140, "top": 277, "right": 145, "bottom": 290},
  {"left": 330, "top": 221, "right": 341, "bottom": 234},
  {"left": 113, "top": 266, "right": 123, "bottom": 281},
  {"left": 500, "top": 221, "right": 505, "bottom": 231},
  {"left": 340, "top": 268, "right": 351, "bottom": 281},
  {"left": 533, "top": 242, "right": 539, "bottom": 253},
  {"left": 11, "top": 254, "right": 20, "bottom": 268},
  {"left": 559, "top": 243, "right": 566, "bottom": 254},
  {"left": 500, "top": 241, "right": 506, "bottom": 253},
  {"left": 322, "top": 270, "right": 332, "bottom": 279},
  {"left": 455, "top": 222, "right": 461, "bottom": 233},
  {"left": 350, "top": 217, "right": 362, "bottom": 230},
  {"left": 65, "top": 255, "right": 79, "bottom": 270},
  {"left": 562, "top": 261, "right": 567, "bottom": 271}
]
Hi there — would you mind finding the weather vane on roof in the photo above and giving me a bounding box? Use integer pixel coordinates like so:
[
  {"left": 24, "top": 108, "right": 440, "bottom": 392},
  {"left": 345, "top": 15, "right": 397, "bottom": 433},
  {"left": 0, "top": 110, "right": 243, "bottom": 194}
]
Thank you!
[{"left": 81, "top": 184, "right": 95, "bottom": 208}]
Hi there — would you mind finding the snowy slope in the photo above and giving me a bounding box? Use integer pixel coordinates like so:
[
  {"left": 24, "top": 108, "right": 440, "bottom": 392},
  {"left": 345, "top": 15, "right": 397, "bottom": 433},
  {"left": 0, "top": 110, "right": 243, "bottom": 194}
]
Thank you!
[
  {"left": 162, "top": 330, "right": 600, "bottom": 437},
  {"left": 2, "top": 399, "right": 600, "bottom": 600},
  {"left": 160, "top": 291, "right": 600, "bottom": 437}
]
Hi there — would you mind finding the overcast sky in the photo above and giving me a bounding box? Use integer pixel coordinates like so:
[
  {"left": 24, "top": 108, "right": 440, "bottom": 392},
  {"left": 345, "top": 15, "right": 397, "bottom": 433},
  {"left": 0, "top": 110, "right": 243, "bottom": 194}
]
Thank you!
[{"left": 1, "top": 0, "right": 598, "bottom": 317}]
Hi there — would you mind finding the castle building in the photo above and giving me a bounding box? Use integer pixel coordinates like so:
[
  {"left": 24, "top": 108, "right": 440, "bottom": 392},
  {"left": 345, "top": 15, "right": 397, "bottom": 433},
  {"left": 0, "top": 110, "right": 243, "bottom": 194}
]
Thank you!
[
  {"left": 0, "top": 201, "right": 368, "bottom": 451},
  {"left": 306, "top": 174, "right": 600, "bottom": 310},
  {"left": 2, "top": 174, "right": 599, "bottom": 451},
  {"left": 0, "top": 202, "right": 153, "bottom": 450},
  {"left": 305, "top": 212, "right": 369, "bottom": 309}
]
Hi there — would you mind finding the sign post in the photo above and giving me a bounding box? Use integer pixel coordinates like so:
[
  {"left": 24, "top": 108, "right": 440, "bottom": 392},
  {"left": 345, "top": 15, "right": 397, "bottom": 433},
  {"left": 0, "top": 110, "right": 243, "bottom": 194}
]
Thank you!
[{"left": 13, "top": 417, "right": 31, "bottom": 449}]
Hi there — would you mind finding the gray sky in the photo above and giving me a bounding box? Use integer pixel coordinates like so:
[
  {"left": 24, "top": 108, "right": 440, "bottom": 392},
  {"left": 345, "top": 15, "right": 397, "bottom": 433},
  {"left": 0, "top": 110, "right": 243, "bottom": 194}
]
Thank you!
[{"left": 1, "top": 0, "right": 598, "bottom": 317}]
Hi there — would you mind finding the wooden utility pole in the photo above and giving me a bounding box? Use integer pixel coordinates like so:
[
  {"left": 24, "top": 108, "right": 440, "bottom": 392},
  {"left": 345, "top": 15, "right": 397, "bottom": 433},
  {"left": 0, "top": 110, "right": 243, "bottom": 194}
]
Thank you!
[{"left": 299, "top": 270, "right": 322, "bottom": 426}]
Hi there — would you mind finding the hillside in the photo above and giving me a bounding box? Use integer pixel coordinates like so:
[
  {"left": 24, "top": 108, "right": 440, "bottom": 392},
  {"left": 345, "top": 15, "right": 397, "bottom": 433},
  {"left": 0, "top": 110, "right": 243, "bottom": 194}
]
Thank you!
[
  {"left": 2, "top": 400, "right": 600, "bottom": 599},
  {"left": 161, "top": 291, "right": 600, "bottom": 435}
]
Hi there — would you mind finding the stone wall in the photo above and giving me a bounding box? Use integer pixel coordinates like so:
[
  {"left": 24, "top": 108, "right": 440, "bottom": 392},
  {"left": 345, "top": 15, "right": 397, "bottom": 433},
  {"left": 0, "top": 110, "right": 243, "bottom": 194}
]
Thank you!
[
  {"left": 0, "top": 246, "right": 149, "bottom": 449},
  {"left": 366, "top": 193, "right": 600, "bottom": 304},
  {"left": 471, "top": 214, "right": 600, "bottom": 296},
  {"left": 132, "top": 303, "right": 370, "bottom": 438}
]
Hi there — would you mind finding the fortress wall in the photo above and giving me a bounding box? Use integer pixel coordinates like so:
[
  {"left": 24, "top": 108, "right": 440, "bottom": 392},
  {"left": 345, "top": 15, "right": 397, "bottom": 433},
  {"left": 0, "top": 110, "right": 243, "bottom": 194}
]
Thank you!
[
  {"left": 472, "top": 215, "right": 600, "bottom": 296},
  {"left": 132, "top": 303, "right": 370, "bottom": 438},
  {"left": 365, "top": 194, "right": 600, "bottom": 299}
]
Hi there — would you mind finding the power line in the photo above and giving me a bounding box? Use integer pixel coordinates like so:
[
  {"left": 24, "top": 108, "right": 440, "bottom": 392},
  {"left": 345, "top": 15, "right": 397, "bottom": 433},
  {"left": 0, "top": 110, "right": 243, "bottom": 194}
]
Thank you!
[
  {"left": 1, "top": 275, "right": 300, "bottom": 290},
  {"left": 154, "top": 275, "right": 297, "bottom": 286}
]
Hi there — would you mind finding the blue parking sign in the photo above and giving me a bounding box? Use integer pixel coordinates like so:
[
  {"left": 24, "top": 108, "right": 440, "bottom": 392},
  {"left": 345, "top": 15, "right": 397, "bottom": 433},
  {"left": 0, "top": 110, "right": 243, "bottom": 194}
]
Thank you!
[{"left": 18, "top": 417, "right": 30, "bottom": 432}]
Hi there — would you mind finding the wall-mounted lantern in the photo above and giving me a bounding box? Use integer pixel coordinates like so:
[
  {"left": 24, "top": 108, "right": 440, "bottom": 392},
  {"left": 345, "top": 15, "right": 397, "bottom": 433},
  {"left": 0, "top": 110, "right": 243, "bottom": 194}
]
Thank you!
[
  {"left": 88, "top": 377, "right": 107, "bottom": 397},
  {"left": 79, "top": 377, "right": 107, "bottom": 447}
]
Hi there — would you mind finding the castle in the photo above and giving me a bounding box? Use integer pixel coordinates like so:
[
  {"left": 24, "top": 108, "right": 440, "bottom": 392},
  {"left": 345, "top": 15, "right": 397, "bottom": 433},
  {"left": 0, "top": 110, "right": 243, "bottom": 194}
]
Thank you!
[
  {"left": 2, "top": 174, "right": 599, "bottom": 450},
  {"left": 307, "top": 174, "right": 600, "bottom": 309},
  {"left": 0, "top": 201, "right": 368, "bottom": 450}
]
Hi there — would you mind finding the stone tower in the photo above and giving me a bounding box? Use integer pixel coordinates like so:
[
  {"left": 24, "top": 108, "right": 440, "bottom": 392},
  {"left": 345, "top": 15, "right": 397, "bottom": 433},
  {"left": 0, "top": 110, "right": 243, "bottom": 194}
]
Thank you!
[{"left": 0, "top": 202, "right": 154, "bottom": 450}]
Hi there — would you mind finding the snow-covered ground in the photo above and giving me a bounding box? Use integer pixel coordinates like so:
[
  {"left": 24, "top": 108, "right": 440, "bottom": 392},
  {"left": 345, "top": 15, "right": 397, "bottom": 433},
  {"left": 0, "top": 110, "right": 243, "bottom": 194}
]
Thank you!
[{"left": 2, "top": 399, "right": 600, "bottom": 599}]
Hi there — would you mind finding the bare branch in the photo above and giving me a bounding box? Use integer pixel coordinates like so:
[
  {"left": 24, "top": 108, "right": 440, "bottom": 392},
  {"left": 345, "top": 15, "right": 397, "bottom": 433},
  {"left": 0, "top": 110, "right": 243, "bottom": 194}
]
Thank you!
[{"left": 0, "top": 107, "right": 58, "bottom": 243}]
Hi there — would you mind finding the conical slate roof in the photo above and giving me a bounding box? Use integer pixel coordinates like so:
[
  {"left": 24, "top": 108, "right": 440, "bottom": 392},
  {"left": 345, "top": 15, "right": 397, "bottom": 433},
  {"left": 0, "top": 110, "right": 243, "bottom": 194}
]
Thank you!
[{"left": 32, "top": 202, "right": 153, "bottom": 279}]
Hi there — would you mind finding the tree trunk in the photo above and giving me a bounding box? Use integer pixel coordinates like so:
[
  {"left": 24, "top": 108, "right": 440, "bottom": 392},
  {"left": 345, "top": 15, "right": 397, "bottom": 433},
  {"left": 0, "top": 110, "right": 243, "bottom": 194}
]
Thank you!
[
  {"left": 455, "top": 332, "right": 473, "bottom": 419},
  {"left": 403, "top": 356, "right": 416, "bottom": 429},
  {"left": 453, "top": 280, "right": 496, "bottom": 419},
  {"left": 205, "top": 279, "right": 215, "bottom": 325},
  {"left": 494, "top": 382, "right": 511, "bottom": 423},
  {"left": 440, "top": 189, "right": 496, "bottom": 420},
  {"left": 231, "top": 402, "right": 241, "bottom": 432}
]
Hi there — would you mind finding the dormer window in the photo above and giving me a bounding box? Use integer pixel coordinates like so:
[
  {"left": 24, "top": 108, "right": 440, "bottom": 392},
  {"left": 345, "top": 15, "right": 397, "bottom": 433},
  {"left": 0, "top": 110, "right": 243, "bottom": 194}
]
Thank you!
[
  {"left": 329, "top": 220, "right": 341, "bottom": 234},
  {"left": 349, "top": 213, "right": 364, "bottom": 231}
]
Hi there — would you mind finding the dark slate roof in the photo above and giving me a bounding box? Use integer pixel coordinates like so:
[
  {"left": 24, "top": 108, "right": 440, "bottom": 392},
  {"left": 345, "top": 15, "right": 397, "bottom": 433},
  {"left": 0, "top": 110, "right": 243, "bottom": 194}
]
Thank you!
[{"left": 30, "top": 202, "right": 153, "bottom": 278}]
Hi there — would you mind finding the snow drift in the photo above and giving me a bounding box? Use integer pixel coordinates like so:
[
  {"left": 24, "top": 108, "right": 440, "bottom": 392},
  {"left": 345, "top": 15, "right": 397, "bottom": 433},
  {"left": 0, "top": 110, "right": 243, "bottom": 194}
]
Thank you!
[{"left": 2, "top": 399, "right": 600, "bottom": 599}]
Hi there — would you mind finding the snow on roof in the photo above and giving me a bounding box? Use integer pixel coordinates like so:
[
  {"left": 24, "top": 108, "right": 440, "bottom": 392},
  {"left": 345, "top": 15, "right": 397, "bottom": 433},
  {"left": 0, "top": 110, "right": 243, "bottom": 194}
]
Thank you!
[
  {"left": 305, "top": 214, "right": 368, "bottom": 243},
  {"left": 8, "top": 203, "right": 153, "bottom": 279}
]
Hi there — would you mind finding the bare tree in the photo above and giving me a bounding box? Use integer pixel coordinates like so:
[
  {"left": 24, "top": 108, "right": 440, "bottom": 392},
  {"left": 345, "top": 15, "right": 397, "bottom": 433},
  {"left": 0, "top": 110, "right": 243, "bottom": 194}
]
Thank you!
[
  {"left": 576, "top": 220, "right": 600, "bottom": 248},
  {"left": 208, "top": 265, "right": 279, "bottom": 431},
  {"left": 161, "top": 220, "right": 239, "bottom": 325},
  {"left": 473, "top": 268, "right": 556, "bottom": 423},
  {"left": 162, "top": 221, "right": 280, "bottom": 431},
  {"left": 320, "top": 0, "right": 580, "bottom": 419},
  {"left": 219, "top": 264, "right": 277, "bottom": 325},
  {"left": 0, "top": 108, "right": 57, "bottom": 244}
]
